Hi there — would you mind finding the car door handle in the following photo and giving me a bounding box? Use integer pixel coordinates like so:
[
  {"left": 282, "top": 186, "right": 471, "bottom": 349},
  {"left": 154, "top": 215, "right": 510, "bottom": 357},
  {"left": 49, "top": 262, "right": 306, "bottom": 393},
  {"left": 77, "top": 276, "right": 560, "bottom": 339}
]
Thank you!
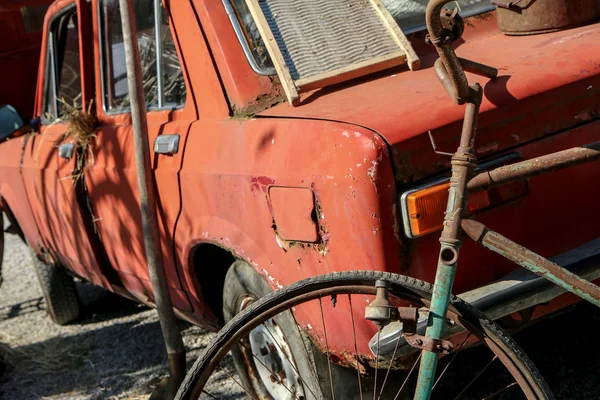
[
  {"left": 154, "top": 134, "right": 180, "bottom": 155},
  {"left": 58, "top": 143, "right": 75, "bottom": 160}
]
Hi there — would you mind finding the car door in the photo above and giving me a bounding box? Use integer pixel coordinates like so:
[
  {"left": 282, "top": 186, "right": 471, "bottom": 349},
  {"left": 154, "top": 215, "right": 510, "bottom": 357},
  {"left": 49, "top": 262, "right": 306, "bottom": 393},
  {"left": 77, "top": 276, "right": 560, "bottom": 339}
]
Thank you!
[
  {"left": 85, "top": 0, "right": 195, "bottom": 311},
  {"left": 21, "top": 0, "right": 113, "bottom": 289}
]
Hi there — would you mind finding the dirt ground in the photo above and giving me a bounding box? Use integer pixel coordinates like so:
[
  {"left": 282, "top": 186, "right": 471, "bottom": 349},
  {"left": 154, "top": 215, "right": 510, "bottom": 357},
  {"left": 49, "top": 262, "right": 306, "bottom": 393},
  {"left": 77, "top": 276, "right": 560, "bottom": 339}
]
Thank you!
[{"left": 1, "top": 223, "right": 600, "bottom": 399}]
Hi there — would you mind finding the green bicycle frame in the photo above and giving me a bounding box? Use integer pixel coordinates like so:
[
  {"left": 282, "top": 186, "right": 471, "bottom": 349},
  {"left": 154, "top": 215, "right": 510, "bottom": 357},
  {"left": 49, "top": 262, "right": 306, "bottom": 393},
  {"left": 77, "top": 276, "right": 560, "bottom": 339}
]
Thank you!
[{"left": 414, "top": 2, "right": 600, "bottom": 398}]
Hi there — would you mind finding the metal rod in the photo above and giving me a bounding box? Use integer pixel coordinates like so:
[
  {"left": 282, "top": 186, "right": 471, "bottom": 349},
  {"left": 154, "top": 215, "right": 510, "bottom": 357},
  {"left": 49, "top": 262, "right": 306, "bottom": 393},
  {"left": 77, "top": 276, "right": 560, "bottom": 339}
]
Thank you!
[
  {"left": 415, "top": 85, "right": 483, "bottom": 400},
  {"left": 118, "top": 1, "right": 185, "bottom": 398},
  {"left": 459, "top": 57, "right": 498, "bottom": 79},
  {"left": 462, "top": 219, "right": 600, "bottom": 308},
  {"left": 154, "top": 0, "right": 165, "bottom": 108},
  {"left": 426, "top": 0, "right": 471, "bottom": 104},
  {"left": 468, "top": 141, "right": 600, "bottom": 193}
]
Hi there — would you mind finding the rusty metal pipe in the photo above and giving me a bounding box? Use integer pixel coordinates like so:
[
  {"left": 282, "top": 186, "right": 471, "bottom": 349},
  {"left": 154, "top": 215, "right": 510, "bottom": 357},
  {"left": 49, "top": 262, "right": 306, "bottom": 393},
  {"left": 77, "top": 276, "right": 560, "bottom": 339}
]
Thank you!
[
  {"left": 462, "top": 219, "right": 600, "bottom": 308},
  {"left": 118, "top": 0, "right": 186, "bottom": 398},
  {"left": 427, "top": 1, "right": 497, "bottom": 104},
  {"left": 459, "top": 57, "right": 498, "bottom": 79},
  {"left": 468, "top": 141, "right": 600, "bottom": 193},
  {"left": 427, "top": 1, "right": 470, "bottom": 103}
]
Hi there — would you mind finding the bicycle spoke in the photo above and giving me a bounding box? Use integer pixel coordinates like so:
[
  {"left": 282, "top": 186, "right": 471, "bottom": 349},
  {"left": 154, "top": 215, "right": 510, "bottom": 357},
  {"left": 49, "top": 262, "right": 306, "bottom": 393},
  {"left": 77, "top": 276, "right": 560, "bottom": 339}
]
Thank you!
[
  {"left": 219, "top": 364, "right": 259, "bottom": 400},
  {"left": 432, "top": 333, "right": 473, "bottom": 391},
  {"left": 373, "top": 329, "right": 380, "bottom": 400},
  {"left": 394, "top": 352, "right": 422, "bottom": 400},
  {"left": 482, "top": 381, "right": 518, "bottom": 400},
  {"left": 377, "top": 329, "right": 402, "bottom": 400},
  {"left": 319, "top": 297, "right": 336, "bottom": 400},
  {"left": 292, "top": 311, "right": 322, "bottom": 392},
  {"left": 189, "top": 272, "right": 548, "bottom": 400},
  {"left": 452, "top": 355, "right": 498, "bottom": 400},
  {"left": 201, "top": 389, "right": 219, "bottom": 399},
  {"left": 262, "top": 318, "right": 320, "bottom": 400},
  {"left": 349, "top": 294, "right": 364, "bottom": 400}
]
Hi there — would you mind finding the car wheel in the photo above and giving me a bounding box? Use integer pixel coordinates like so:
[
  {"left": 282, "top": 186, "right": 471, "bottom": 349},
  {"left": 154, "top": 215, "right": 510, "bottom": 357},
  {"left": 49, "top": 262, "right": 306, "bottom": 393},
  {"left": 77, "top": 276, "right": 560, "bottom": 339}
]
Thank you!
[
  {"left": 30, "top": 249, "right": 81, "bottom": 325},
  {"left": 221, "top": 261, "right": 402, "bottom": 400}
]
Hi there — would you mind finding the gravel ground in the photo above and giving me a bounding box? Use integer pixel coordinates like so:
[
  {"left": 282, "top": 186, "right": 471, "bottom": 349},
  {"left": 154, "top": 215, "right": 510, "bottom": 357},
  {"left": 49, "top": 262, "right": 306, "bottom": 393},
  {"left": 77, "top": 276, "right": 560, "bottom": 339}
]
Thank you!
[
  {"left": 1, "top": 219, "right": 599, "bottom": 399},
  {"left": 0, "top": 221, "right": 216, "bottom": 400}
]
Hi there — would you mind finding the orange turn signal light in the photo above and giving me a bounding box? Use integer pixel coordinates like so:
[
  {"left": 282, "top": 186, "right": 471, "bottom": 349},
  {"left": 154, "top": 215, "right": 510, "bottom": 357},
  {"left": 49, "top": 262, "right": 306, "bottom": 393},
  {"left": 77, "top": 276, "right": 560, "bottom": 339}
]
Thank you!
[{"left": 404, "top": 180, "right": 528, "bottom": 238}]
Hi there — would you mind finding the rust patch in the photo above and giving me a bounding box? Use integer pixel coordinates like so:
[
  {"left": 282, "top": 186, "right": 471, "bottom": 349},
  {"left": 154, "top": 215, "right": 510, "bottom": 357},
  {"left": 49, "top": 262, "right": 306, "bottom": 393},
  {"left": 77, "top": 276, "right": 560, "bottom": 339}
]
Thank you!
[{"left": 251, "top": 176, "right": 275, "bottom": 193}]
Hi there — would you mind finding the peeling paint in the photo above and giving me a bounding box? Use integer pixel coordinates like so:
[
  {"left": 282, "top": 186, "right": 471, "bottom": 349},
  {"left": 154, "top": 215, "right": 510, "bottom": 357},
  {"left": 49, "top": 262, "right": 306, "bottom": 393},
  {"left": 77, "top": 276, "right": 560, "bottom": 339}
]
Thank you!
[{"left": 368, "top": 160, "right": 378, "bottom": 181}]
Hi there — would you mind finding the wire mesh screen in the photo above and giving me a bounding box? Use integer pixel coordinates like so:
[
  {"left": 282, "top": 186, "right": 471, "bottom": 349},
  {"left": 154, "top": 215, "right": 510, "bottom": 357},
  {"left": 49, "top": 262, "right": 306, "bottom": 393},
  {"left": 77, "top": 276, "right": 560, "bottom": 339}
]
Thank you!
[{"left": 259, "top": 0, "right": 403, "bottom": 81}]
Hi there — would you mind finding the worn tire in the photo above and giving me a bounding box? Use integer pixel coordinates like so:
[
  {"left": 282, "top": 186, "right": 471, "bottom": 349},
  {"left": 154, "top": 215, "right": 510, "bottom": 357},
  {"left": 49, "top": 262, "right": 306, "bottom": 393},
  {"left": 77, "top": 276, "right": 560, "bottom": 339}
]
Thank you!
[
  {"left": 221, "top": 262, "right": 408, "bottom": 400},
  {"left": 30, "top": 249, "right": 81, "bottom": 325},
  {"left": 222, "top": 260, "right": 326, "bottom": 399},
  {"left": 0, "top": 213, "right": 4, "bottom": 288}
]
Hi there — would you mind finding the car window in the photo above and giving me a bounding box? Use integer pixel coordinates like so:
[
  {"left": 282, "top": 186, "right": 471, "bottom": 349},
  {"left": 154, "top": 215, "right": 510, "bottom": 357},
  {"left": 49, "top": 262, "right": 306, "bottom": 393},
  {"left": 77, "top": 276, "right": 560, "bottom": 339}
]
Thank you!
[
  {"left": 42, "top": 9, "right": 82, "bottom": 121},
  {"left": 100, "top": 0, "right": 186, "bottom": 113}
]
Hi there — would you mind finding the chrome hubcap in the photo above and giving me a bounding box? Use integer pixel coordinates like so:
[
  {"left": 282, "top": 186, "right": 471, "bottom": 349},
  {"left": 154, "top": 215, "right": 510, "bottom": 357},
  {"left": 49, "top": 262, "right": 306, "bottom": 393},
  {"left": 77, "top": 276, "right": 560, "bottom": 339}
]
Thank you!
[{"left": 240, "top": 293, "right": 305, "bottom": 400}]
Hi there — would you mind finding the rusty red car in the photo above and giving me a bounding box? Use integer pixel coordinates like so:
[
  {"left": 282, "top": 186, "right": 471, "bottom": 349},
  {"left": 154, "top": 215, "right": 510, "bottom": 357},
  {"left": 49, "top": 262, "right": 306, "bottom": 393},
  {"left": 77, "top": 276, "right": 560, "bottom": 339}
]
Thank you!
[{"left": 1, "top": 0, "right": 599, "bottom": 398}]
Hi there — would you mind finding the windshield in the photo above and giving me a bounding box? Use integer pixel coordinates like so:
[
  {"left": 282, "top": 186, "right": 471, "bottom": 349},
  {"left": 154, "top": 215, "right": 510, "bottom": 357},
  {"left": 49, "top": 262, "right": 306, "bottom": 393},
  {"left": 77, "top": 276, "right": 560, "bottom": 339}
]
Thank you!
[{"left": 229, "top": 0, "right": 492, "bottom": 75}]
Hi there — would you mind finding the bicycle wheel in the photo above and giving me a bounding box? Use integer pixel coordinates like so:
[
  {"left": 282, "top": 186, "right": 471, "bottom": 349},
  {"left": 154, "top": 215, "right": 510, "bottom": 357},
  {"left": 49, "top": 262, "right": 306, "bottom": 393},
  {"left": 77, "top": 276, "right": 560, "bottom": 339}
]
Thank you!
[{"left": 176, "top": 271, "right": 553, "bottom": 400}]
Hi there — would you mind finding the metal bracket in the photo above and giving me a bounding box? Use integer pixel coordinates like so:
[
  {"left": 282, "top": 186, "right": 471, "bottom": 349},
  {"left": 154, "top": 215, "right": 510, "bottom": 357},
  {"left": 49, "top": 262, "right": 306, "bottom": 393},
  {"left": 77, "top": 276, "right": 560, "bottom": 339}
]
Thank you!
[
  {"left": 404, "top": 333, "right": 454, "bottom": 355},
  {"left": 428, "top": 131, "right": 454, "bottom": 157},
  {"left": 398, "top": 307, "right": 453, "bottom": 355}
]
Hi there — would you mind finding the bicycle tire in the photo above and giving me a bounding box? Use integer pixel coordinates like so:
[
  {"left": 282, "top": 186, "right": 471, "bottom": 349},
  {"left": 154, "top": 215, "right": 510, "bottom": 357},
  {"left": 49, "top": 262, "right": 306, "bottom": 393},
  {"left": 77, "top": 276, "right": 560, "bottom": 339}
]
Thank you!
[{"left": 176, "top": 271, "right": 553, "bottom": 400}]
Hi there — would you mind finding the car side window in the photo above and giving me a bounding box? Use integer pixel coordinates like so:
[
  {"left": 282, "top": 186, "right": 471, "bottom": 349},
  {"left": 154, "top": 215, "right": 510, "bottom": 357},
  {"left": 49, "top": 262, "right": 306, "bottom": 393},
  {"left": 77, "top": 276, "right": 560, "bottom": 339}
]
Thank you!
[
  {"left": 42, "top": 9, "right": 82, "bottom": 121},
  {"left": 100, "top": 0, "right": 186, "bottom": 113}
]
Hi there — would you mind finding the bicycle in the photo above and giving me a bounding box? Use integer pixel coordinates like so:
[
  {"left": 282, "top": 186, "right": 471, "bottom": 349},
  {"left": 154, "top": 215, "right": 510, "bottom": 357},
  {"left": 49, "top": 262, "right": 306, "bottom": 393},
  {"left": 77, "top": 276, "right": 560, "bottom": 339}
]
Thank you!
[{"left": 175, "top": 1, "right": 600, "bottom": 399}]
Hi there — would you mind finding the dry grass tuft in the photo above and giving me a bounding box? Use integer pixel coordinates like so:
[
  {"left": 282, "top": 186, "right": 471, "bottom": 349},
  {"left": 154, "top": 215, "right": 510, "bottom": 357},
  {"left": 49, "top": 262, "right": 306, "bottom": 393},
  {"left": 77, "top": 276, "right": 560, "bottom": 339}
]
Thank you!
[
  {"left": 57, "top": 99, "right": 99, "bottom": 184},
  {"left": 61, "top": 100, "right": 98, "bottom": 150}
]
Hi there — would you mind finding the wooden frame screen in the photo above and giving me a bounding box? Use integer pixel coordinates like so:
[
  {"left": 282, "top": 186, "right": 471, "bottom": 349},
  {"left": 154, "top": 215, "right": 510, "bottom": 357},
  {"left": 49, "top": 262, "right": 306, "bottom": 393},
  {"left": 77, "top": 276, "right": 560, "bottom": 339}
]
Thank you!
[{"left": 245, "top": 0, "right": 420, "bottom": 105}]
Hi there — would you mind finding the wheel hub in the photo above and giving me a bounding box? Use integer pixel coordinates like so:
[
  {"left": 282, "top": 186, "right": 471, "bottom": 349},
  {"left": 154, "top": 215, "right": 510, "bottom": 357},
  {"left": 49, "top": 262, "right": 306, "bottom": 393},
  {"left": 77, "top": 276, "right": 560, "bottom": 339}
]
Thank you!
[{"left": 241, "top": 297, "right": 305, "bottom": 399}]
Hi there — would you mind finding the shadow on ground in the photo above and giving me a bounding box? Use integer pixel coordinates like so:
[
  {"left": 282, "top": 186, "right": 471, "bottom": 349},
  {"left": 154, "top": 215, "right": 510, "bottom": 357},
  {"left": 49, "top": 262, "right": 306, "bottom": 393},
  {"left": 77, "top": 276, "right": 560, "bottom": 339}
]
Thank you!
[{"left": 0, "top": 284, "right": 212, "bottom": 400}]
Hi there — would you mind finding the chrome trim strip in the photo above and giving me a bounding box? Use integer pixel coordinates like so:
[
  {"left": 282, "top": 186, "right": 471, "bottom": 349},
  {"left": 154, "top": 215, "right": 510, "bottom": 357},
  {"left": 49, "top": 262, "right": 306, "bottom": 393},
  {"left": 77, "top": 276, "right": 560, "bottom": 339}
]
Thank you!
[
  {"left": 49, "top": 32, "right": 58, "bottom": 120},
  {"left": 222, "top": 0, "right": 276, "bottom": 76},
  {"left": 154, "top": 0, "right": 165, "bottom": 108}
]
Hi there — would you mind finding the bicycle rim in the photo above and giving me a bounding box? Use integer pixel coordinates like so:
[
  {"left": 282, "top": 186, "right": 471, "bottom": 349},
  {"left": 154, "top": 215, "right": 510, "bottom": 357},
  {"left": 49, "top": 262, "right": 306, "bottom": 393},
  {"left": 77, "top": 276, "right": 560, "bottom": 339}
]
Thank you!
[{"left": 176, "top": 271, "right": 553, "bottom": 400}]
